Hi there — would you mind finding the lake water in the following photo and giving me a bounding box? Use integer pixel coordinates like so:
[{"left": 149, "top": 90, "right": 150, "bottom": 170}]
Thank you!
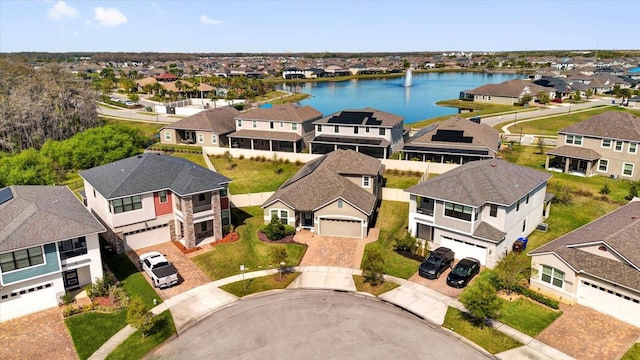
[{"left": 276, "top": 72, "right": 523, "bottom": 124}]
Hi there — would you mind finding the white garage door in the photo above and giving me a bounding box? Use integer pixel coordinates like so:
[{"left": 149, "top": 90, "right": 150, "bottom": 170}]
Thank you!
[
  {"left": 0, "top": 286, "right": 57, "bottom": 322},
  {"left": 440, "top": 237, "right": 487, "bottom": 265},
  {"left": 319, "top": 218, "right": 362, "bottom": 238},
  {"left": 125, "top": 225, "right": 170, "bottom": 251},
  {"left": 577, "top": 280, "right": 640, "bottom": 328}
]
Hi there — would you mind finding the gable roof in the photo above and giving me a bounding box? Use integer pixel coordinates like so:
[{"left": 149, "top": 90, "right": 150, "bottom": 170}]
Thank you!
[
  {"left": 465, "top": 79, "right": 554, "bottom": 98},
  {"left": 0, "top": 186, "right": 106, "bottom": 252},
  {"left": 235, "top": 104, "right": 322, "bottom": 123},
  {"left": 314, "top": 108, "right": 405, "bottom": 128},
  {"left": 559, "top": 111, "right": 640, "bottom": 141},
  {"left": 263, "top": 149, "right": 381, "bottom": 215},
  {"left": 404, "top": 117, "right": 499, "bottom": 152},
  {"left": 547, "top": 145, "right": 602, "bottom": 161},
  {"left": 79, "top": 154, "right": 231, "bottom": 199},
  {"left": 161, "top": 106, "right": 240, "bottom": 134},
  {"left": 406, "top": 159, "right": 551, "bottom": 207}
]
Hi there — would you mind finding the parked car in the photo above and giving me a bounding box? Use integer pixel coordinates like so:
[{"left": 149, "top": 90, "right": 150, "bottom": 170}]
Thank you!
[
  {"left": 139, "top": 251, "right": 179, "bottom": 289},
  {"left": 109, "top": 97, "right": 121, "bottom": 102},
  {"left": 446, "top": 257, "right": 481, "bottom": 288},
  {"left": 418, "top": 247, "right": 455, "bottom": 279}
]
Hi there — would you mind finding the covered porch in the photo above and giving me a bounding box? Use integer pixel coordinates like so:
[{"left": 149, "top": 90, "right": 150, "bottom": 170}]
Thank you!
[
  {"left": 545, "top": 146, "right": 601, "bottom": 177},
  {"left": 309, "top": 135, "right": 389, "bottom": 158},
  {"left": 402, "top": 145, "right": 494, "bottom": 164},
  {"left": 229, "top": 130, "right": 304, "bottom": 152}
]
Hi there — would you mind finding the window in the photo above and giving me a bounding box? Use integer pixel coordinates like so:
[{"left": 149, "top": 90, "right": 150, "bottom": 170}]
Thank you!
[
  {"left": 200, "top": 222, "right": 207, "bottom": 232},
  {"left": 221, "top": 210, "right": 230, "bottom": 226},
  {"left": 490, "top": 204, "right": 497, "bottom": 217},
  {"left": 338, "top": 200, "right": 343, "bottom": 208},
  {"left": 211, "top": 135, "right": 217, "bottom": 144},
  {"left": 379, "top": 128, "right": 386, "bottom": 136},
  {"left": 93, "top": 189, "right": 96, "bottom": 197},
  {"left": 526, "top": 193, "right": 530, "bottom": 205},
  {"left": 444, "top": 202, "right": 472, "bottom": 221},
  {"left": 317, "top": 124, "right": 322, "bottom": 132},
  {"left": 164, "top": 131, "right": 171, "bottom": 141},
  {"left": 111, "top": 195, "right": 142, "bottom": 214},
  {"left": 59, "top": 237, "right": 87, "bottom": 260},
  {"left": 270, "top": 209, "right": 288, "bottom": 224},
  {"left": 198, "top": 193, "right": 206, "bottom": 202},
  {"left": 601, "top": 139, "right": 611, "bottom": 148},
  {"left": 354, "top": 126, "right": 359, "bottom": 134},
  {"left": 252, "top": 120, "right": 257, "bottom": 128},
  {"left": 516, "top": 200, "right": 520, "bottom": 212},
  {"left": 363, "top": 176, "right": 370, "bottom": 187},
  {"left": 623, "top": 162, "right": 634, "bottom": 177},
  {"left": 334, "top": 125, "right": 339, "bottom": 133},
  {"left": 0, "top": 246, "right": 44, "bottom": 272},
  {"left": 541, "top": 265, "right": 564, "bottom": 288},
  {"left": 237, "top": 119, "right": 242, "bottom": 127},
  {"left": 198, "top": 134, "right": 204, "bottom": 143},
  {"left": 598, "top": 159, "right": 609, "bottom": 172},
  {"left": 365, "top": 127, "right": 370, "bottom": 133},
  {"left": 280, "top": 122, "right": 284, "bottom": 128},
  {"left": 219, "top": 188, "right": 228, "bottom": 197},
  {"left": 629, "top": 143, "right": 637, "bottom": 154},
  {"left": 614, "top": 140, "right": 623, "bottom": 152},
  {"left": 522, "top": 218, "right": 527, "bottom": 232},
  {"left": 175, "top": 196, "right": 181, "bottom": 211},
  {"left": 292, "top": 123, "right": 298, "bottom": 131},
  {"left": 270, "top": 122, "right": 274, "bottom": 129},
  {"left": 565, "top": 135, "right": 583, "bottom": 146},
  {"left": 159, "top": 190, "right": 168, "bottom": 203}
]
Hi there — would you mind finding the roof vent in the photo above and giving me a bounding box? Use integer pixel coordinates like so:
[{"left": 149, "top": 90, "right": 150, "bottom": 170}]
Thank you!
[{"left": 491, "top": 163, "right": 497, "bottom": 167}]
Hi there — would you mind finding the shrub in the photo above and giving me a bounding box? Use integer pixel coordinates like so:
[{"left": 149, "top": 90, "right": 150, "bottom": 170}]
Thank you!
[
  {"left": 459, "top": 279, "right": 501, "bottom": 327},
  {"left": 362, "top": 248, "right": 385, "bottom": 285},
  {"left": 599, "top": 183, "right": 611, "bottom": 195},
  {"left": 294, "top": 160, "right": 302, "bottom": 167},
  {"left": 62, "top": 305, "right": 78, "bottom": 317},
  {"left": 85, "top": 274, "right": 115, "bottom": 299},
  {"left": 283, "top": 225, "right": 296, "bottom": 237},
  {"left": 127, "top": 297, "right": 156, "bottom": 338},
  {"left": 492, "top": 252, "right": 530, "bottom": 293},
  {"left": 514, "top": 285, "right": 560, "bottom": 309},
  {"left": 60, "top": 292, "right": 74, "bottom": 305},
  {"left": 625, "top": 183, "right": 638, "bottom": 201},
  {"left": 238, "top": 154, "right": 245, "bottom": 160},
  {"left": 394, "top": 232, "right": 417, "bottom": 253},
  {"left": 270, "top": 247, "right": 288, "bottom": 269},
  {"left": 262, "top": 215, "right": 285, "bottom": 240},
  {"left": 549, "top": 182, "right": 573, "bottom": 205}
]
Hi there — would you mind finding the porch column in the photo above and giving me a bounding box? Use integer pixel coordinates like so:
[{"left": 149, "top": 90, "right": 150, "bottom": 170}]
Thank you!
[
  {"left": 384, "top": 148, "right": 387, "bottom": 158},
  {"left": 355, "top": 145, "right": 359, "bottom": 153},
  {"left": 293, "top": 141, "right": 297, "bottom": 153},
  {"left": 334, "top": 144, "right": 338, "bottom": 152},
  {"left": 269, "top": 140, "right": 273, "bottom": 151},
  {"left": 586, "top": 161, "right": 593, "bottom": 176},
  {"left": 183, "top": 196, "right": 196, "bottom": 248},
  {"left": 564, "top": 158, "right": 570, "bottom": 173},
  {"left": 250, "top": 139, "right": 255, "bottom": 150},
  {"left": 440, "top": 155, "right": 444, "bottom": 163},
  {"left": 459, "top": 156, "right": 463, "bottom": 164},
  {"left": 545, "top": 154, "right": 550, "bottom": 169},
  {"left": 211, "top": 190, "right": 223, "bottom": 240},
  {"left": 169, "top": 220, "right": 177, "bottom": 241}
]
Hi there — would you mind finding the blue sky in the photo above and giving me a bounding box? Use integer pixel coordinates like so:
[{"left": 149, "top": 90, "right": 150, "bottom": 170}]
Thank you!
[{"left": 1, "top": 0, "right": 638, "bottom": 53}]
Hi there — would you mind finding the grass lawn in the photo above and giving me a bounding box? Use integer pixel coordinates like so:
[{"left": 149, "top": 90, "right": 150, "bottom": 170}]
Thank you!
[
  {"left": 99, "top": 103, "right": 123, "bottom": 110},
  {"left": 364, "top": 201, "right": 420, "bottom": 279},
  {"left": 65, "top": 311, "right": 127, "bottom": 360},
  {"left": 105, "top": 254, "right": 161, "bottom": 310},
  {"left": 622, "top": 343, "right": 640, "bottom": 360},
  {"left": 442, "top": 307, "right": 522, "bottom": 354},
  {"left": 220, "top": 272, "right": 300, "bottom": 297},
  {"left": 209, "top": 157, "right": 303, "bottom": 193},
  {"left": 409, "top": 100, "right": 535, "bottom": 128},
  {"left": 353, "top": 275, "right": 399, "bottom": 295},
  {"left": 498, "top": 298, "right": 562, "bottom": 337},
  {"left": 103, "top": 118, "right": 165, "bottom": 140},
  {"left": 170, "top": 152, "right": 208, "bottom": 168},
  {"left": 495, "top": 106, "right": 639, "bottom": 135},
  {"left": 383, "top": 170, "right": 422, "bottom": 189},
  {"left": 105, "top": 310, "right": 176, "bottom": 360},
  {"left": 192, "top": 206, "right": 306, "bottom": 280}
]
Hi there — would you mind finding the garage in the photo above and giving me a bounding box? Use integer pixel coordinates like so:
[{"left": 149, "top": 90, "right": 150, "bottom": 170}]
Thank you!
[
  {"left": 0, "top": 284, "right": 57, "bottom": 322},
  {"left": 319, "top": 218, "right": 362, "bottom": 238},
  {"left": 439, "top": 237, "right": 487, "bottom": 265},
  {"left": 124, "top": 225, "right": 170, "bottom": 251},
  {"left": 577, "top": 279, "right": 640, "bottom": 327}
]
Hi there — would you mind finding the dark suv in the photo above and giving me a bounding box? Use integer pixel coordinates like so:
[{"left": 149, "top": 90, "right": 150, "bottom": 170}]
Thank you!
[{"left": 418, "top": 247, "right": 455, "bottom": 279}]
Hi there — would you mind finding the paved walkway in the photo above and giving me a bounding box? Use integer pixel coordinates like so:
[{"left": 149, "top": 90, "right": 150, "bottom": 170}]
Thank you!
[
  {"left": 295, "top": 228, "right": 379, "bottom": 269},
  {"left": 88, "top": 266, "right": 579, "bottom": 360}
]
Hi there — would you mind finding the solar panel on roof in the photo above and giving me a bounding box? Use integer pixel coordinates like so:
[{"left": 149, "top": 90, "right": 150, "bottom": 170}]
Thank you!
[
  {"left": 0, "top": 187, "right": 13, "bottom": 205},
  {"left": 326, "top": 111, "right": 375, "bottom": 125},
  {"left": 431, "top": 130, "right": 473, "bottom": 143}
]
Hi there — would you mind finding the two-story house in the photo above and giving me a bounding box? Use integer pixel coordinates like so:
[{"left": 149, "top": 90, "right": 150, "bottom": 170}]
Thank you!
[
  {"left": 0, "top": 186, "right": 106, "bottom": 322},
  {"left": 402, "top": 117, "right": 499, "bottom": 163},
  {"left": 262, "top": 149, "right": 383, "bottom": 238},
  {"left": 159, "top": 106, "right": 240, "bottom": 147},
  {"left": 228, "top": 104, "right": 322, "bottom": 153},
  {"left": 309, "top": 108, "right": 405, "bottom": 159},
  {"left": 406, "top": 159, "right": 552, "bottom": 268},
  {"left": 545, "top": 111, "right": 640, "bottom": 180},
  {"left": 528, "top": 199, "right": 640, "bottom": 328},
  {"left": 79, "top": 154, "right": 231, "bottom": 253}
]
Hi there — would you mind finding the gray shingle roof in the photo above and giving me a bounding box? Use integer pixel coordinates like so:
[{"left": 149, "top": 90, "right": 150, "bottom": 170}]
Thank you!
[
  {"left": 473, "top": 221, "right": 507, "bottom": 242},
  {"left": 405, "top": 159, "right": 551, "bottom": 207},
  {"left": 314, "top": 108, "right": 404, "bottom": 128},
  {"left": 79, "top": 154, "right": 231, "bottom": 199},
  {"left": 465, "top": 79, "right": 554, "bottom": 98},
  {"left": 404, "top": 117, "right": 499, "bottom": 153},
  {"left": 547, "top": 145, "right": 602, "bottom": 161},
  {"left": 161, "top": 107, "right": 239, "bottom": 135},
  {"left": 263, "top": 149, "right": 381, "bottom": 215},
  {"left": 235, "top": 104, "right": 322, "bottom": 123},
  {"left": 0, "top": 186, "right": 106, "bottom": 252},
  {"left": 559, "top": 111, "right": 640, "bottom": 141}
]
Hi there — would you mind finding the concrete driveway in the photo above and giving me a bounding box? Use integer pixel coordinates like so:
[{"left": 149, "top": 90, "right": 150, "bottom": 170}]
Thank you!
[
  {"left": 127, "top": 242, "right": 210, "bottom": 300},
  {"left": 0, "top": 307, "right": 77, "bottom": 360},
  {"left": 535, "top": 303, "right": 640, "bottom": 360},
  {"left": 295, "top": 229, "right": 379, "bottom": 268}
]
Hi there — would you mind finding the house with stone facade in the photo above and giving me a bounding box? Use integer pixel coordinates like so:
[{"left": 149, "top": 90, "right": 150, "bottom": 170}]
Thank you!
[
  {"left": 0, "top": 186, "right": 105, "bottom": 322},
  {"left": 79, "top": 153, "right": 231, "bottom": 253},
  {"left": 406, "top": 159, "right": 552, "bottom": 268}
]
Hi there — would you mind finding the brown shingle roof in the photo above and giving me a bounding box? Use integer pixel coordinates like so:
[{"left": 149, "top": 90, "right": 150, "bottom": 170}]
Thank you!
[
  {"left": 314, "top": 108, "right": 404, "bottom": 127},
  {"left": 465, "top": 79, "right": 554, "bottom": 98},
  {"left": 406, "top": 159, "right": 551, "bottom": 207},
  {"left": 263, "top": 149, "right": 381, "bottom": 215},
  {"left": 162, "top": 107, "right": 240, "bottom": 135},
  {"left": 136, "top": 77, "right": 157, "bottom": 87},
  {"left": 235, "top": 104, "right": 322, "bottom": 123},
  {"left": 405, "top": 117, "right": 499, "bottom": 153},
  {"left": 547, "top": 145, "right": 602, "bottom": 161},
  {"left": 559, "top": 111, "right": 640, "bottom": 142}
]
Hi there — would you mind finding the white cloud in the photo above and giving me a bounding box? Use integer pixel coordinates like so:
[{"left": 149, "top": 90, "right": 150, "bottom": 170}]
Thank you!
[
  {"left": 48, "top": 1, "right": 78, "bottom": 21},
  {"left": 94, "top": 7, "right": 127, "bottom": 27},
  {"left": 200, "top": 15, "right": 221, "bottom": 25}
]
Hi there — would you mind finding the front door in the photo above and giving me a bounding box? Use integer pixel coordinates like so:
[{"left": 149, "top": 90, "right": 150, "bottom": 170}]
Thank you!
[
  {"left": 64, "top": 269, "right": 79, "bottom": 289},
  {"left": 303, "top": 212, "right": 313, "bottom": 227}
]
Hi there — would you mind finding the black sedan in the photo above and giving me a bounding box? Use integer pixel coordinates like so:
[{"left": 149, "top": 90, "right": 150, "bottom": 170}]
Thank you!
[{"left": 446, "top": 257, "right": 481, "bottom": 288}]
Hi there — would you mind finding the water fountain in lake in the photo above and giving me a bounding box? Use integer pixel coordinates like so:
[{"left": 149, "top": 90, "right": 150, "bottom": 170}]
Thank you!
[{"left": 404, "top": 68, "right": 413, "bottom": 87}]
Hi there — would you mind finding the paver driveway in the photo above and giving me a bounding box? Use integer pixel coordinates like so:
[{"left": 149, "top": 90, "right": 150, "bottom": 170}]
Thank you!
[
  {"left": 295, "top": 229, "right": 379, "bottom": 268},
  {"left": 0, "top": 307, "right": 77, "bottom": 360},
  {"left": 536, "top": 303, "right": 640, "bottom": 360},
  {"left": 126, "top": 242, "right": 210, "bottom": 300}
]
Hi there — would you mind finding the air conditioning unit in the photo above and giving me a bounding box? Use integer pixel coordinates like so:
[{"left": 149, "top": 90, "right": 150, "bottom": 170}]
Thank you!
[
  {"left": 537, "top": 223, "right": 549, "bottom": 232},
  {"left": 610, "top": 174, "right": 618, "bottom": 179}
]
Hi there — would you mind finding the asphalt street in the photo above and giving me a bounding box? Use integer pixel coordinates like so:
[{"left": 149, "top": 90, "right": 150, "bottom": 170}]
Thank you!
[{"left": 146, "top": 290, "right": 494, "bottom": 360}]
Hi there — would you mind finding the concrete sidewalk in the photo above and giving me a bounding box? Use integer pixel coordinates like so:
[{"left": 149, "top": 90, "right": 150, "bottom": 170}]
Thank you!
[{"left": 88, "top": 266, "right": 575, "bottom": 360}]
